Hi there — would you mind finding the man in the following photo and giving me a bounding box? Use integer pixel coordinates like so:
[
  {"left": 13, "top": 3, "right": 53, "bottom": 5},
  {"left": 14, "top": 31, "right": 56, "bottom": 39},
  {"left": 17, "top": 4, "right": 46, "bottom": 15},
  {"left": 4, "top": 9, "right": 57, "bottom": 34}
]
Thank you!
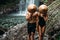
[
  {"left": 26, "top": 4, "right": 38, "bottom": 40},
  {"left": 38, "top": 4, "right": 48, "bottom": 40}
]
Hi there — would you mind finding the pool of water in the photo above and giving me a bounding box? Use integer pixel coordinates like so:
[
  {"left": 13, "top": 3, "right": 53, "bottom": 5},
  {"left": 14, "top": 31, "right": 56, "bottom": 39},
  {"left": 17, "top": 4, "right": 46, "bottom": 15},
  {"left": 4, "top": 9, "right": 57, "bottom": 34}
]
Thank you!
[{"left": 0, "top": 15, "right": 26, "bottom": 28}]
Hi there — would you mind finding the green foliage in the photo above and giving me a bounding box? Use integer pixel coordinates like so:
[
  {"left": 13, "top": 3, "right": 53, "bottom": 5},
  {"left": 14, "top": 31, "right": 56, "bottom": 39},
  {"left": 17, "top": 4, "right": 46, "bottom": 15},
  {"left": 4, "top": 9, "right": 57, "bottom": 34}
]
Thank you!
[{"left": 44, "top": 0, "right": 48, "bottom": 2}]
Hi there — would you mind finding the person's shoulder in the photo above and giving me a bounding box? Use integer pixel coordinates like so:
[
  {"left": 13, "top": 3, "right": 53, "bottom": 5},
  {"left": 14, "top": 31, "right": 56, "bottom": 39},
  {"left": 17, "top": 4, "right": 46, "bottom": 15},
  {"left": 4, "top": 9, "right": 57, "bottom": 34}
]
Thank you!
[
  {"left": 27, "top": 11, "right": 31, "bottom": 14},
  {"left": 26, "top": 12, "right": 29, "bottom": 15},
  {"left": 26, "top": 12, "right": 31, "bottom": 16},
  {"left": 33, "top": 12, "right": 38, "bottom": 16},
  {"left": 35, "top": 12, "right": 39, "bottom": 15}
]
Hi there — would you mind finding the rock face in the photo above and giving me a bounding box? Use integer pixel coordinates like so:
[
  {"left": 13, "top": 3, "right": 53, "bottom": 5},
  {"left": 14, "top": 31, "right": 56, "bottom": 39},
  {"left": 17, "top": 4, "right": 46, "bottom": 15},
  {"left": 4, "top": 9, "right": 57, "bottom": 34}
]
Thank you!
[
  {"left": 45, "top": 0, "right": 60, "bottom": 40},
  {"left": 45, "top": 0, "right": 60, "bottom": 33},
  {"left": 0, "top": 22, "right": 27, "bottom": 40},
  {"left": 0, "top": 22, "right": 39, "bottom": 40},
  {"left": 0, "top": 0, "right": 20, "bottom": 14},
  {"left": 0, "top": 4, "right": 19, "bottom": 14},
  {"left": 0, "top": 27, "right": 7, "bottom": 35}
]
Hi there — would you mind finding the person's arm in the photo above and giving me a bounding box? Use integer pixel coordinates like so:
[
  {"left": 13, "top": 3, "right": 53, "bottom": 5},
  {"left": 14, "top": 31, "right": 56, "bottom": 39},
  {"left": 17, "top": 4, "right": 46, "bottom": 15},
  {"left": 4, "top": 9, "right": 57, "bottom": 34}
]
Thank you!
[
  {"left": 44, "top": 14, "right": 48, "bottom": 21},
  {"left": 36, "top": 15, "right": 39, "bottom": 27},
  {"left": 26, "top": 12, "right": 30, "bottom": 21},
  {"left": 36, "top": 12, "right": 39, "bottom": 31}
]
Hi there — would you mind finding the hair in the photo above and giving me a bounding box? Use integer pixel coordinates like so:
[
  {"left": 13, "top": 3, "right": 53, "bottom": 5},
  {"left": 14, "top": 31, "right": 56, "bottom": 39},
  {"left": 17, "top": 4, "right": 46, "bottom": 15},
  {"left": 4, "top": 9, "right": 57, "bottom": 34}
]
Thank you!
[
  {"left": 38, "top": 4, "right": 48, "bottom": 14},
  {"left": 27, "top": 4, "right": 37, "bottom": 13}
]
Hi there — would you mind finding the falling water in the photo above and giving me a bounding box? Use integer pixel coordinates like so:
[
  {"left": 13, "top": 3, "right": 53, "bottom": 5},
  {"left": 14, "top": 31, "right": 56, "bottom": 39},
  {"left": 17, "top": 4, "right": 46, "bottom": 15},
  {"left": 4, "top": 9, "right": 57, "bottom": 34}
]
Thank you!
[
  {"left": 19, "top": 0, "right": 35, "bottom": 16},
  {"left": 9, "top": 0, "right": 35, "bottom": 16},
  {"left": 29, "top": 0, "right": 35, "bottom": 4}
]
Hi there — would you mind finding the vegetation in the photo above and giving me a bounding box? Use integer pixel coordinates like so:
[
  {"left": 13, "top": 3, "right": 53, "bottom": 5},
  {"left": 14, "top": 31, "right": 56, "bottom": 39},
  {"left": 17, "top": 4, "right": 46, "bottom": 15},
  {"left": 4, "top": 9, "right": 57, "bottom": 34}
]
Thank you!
[{"left": 44, "top": 0, "right": 48, "bottom": 2}]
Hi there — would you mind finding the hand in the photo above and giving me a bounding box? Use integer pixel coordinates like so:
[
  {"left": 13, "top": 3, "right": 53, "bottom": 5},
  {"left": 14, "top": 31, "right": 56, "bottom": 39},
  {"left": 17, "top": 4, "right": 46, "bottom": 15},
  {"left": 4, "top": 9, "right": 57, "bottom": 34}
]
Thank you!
[
  {"left": 33, "top": 13, "right": 38, "bottom": 17},
  {"left": 40, "top": 14, "right": 43, "bottom": 17}
]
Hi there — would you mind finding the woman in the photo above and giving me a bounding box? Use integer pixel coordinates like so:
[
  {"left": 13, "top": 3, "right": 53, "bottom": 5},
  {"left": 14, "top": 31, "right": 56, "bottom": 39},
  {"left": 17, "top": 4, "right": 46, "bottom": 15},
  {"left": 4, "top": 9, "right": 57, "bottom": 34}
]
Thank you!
[{"left": 38, "top": 4, "right": 48, "bottom": 40}]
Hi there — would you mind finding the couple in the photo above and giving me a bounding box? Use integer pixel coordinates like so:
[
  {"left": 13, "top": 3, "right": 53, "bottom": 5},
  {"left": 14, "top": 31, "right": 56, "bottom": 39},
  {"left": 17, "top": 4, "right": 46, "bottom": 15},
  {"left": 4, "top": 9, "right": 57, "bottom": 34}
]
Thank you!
[{"left": 26, "top": 4, "right": 48, "bottom": 40}]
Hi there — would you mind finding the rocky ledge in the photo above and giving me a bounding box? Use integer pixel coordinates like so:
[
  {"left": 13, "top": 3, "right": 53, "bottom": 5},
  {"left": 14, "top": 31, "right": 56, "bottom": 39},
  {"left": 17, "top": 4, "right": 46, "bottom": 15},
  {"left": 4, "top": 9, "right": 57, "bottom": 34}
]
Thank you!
[
  {"left": 0, "top": 4, "right": 19, "bottom": 14},
  {"left": 0, "top": 21, "right": 60, "bottom": 40},
  {"left": 0, "top": 21, "right": 42, "bottom": 40}
]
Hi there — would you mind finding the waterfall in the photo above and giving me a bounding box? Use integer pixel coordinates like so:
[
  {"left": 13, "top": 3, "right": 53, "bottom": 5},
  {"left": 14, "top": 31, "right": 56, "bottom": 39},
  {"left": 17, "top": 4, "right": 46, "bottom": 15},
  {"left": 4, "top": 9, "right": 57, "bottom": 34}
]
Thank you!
[
  {"left": 29, "top": 0, "right": 35, "bottom": 4},
  {"left": 19, "top": 0, "right": 35, "bottom": 16},
  {"left": 9, "top": 0, "right": 35, "bottom": 16}
]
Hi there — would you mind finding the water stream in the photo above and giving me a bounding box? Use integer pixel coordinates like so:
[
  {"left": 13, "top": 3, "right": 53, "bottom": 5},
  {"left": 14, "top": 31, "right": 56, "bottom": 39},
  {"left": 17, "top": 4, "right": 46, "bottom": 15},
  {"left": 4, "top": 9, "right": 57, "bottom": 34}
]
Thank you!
[{"left": 9, "top": 0, "right": 35, "bottom": 16}]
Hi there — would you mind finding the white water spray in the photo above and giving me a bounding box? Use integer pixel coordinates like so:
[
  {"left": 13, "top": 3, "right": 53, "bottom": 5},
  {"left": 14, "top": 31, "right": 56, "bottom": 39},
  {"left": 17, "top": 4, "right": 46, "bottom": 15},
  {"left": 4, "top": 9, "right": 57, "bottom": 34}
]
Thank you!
[{"left": 9, "top": 0, "right": 35, "bottom": 16}]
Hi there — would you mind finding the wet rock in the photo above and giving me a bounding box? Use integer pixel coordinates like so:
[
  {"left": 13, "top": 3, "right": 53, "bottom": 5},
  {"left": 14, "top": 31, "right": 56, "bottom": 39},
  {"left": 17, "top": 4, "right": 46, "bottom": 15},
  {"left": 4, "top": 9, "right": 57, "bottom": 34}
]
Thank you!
[{"left": 0, "top": 4, "right": 19, "bottom": 14}]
